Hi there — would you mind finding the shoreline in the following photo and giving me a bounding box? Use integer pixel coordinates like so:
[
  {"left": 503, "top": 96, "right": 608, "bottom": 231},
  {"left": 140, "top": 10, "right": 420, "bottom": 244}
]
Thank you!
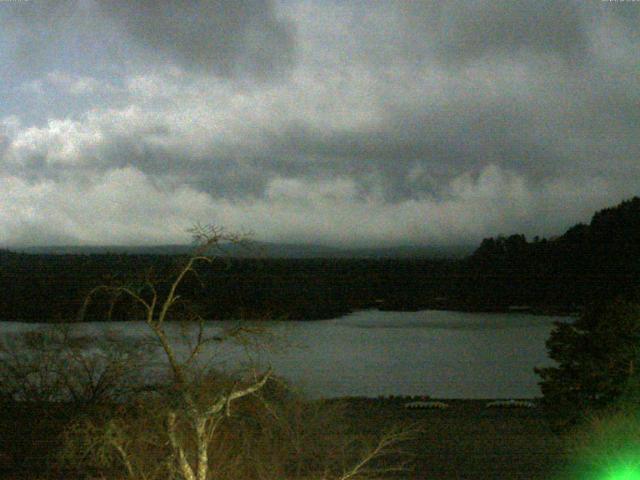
[{"left": 0, "top": 304, "right": 577, "bottom": 323}]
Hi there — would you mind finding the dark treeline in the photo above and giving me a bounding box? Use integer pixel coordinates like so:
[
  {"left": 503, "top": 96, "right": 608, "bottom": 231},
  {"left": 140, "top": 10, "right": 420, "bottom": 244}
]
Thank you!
[
  {"left": 463, "top": 196, "right": 640, "bottom": 312},
  {"left": 1, "top": 196, "right": 639, "bottom": 322},
  {"left": 0, "top": 252, "right": 458, "bottom": 321}
]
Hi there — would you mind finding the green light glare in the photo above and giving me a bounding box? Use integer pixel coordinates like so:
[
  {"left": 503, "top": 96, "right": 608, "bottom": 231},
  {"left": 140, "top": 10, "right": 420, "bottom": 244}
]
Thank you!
[
  {"left": 549, "top": 398, "right": 640, "bottom": 480},
  {"left": 564, "top": 403, "right": 640, "bottom": 480},
  {"left": 604, "top": 460, "right": 640, "bottom": 480}
]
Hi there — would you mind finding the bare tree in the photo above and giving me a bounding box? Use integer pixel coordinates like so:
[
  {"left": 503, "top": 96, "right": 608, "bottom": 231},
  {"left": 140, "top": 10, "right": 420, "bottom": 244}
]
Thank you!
[
  {"left": 74, "top": 225, "right": 271, "bottom": 480},
  {"left": 65, "top": 225, "right": 414, "bottom": 480},
  {"left": 0, "top": 324, "right": 150, "bottom": 405}
]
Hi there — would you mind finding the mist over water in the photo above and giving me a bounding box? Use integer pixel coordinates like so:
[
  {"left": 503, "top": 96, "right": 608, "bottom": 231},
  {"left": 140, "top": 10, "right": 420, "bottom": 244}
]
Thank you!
[{"left": 0, "top": 310, "right": 564, "bottom": 399}]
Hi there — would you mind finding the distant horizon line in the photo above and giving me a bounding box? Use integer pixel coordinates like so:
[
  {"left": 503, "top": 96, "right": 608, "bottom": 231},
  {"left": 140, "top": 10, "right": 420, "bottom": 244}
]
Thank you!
[
  {"left": 3, "top": 242, "right": 477, "bottom": 259},
  {"left": 4, "top": 241, "right": 477, "bottom": 250}
]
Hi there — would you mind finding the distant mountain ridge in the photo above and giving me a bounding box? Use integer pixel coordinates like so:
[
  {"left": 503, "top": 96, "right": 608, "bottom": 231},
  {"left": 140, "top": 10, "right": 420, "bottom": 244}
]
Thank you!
[
  {"left": 6, "top": 196, "right": 640, "bottom": 262},
  {"left": 11, "top": 241, "right": 474, "bottom": 259},
  {"left": 1, "top": 196, "right": 639, "bottom": 322}
]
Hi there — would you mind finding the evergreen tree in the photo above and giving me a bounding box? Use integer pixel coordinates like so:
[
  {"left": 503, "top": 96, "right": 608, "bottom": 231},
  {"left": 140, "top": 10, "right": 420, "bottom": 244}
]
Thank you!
[{"left": 535, "top": 294, "right": 640, "bottom": 432}]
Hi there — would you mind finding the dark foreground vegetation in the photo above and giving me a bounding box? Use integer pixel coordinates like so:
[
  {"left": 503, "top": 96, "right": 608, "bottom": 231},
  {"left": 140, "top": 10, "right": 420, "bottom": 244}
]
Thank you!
[
  {"left": 0, "top": 196, "right": 639, "bottom": 322},
  {"left": 0, "top": 397, "right": 567, "bottom": 480},
  {"left": 0, "top": 389, "right": 415, "bottom": 479},
  {"left": 4, "top": 388, "right": 640, "bottom": 479}
]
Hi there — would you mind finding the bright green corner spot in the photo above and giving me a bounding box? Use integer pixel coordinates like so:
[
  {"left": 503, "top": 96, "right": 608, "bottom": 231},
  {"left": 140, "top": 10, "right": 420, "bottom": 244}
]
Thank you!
[{"left": 604, "top": 461, "right": 640, "bottom": 480}]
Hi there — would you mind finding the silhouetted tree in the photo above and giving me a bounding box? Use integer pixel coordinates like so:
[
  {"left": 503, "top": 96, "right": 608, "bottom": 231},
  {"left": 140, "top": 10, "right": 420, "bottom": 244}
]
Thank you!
[{"left": 535, "top": 293, "right": 640, "bottom": 431}]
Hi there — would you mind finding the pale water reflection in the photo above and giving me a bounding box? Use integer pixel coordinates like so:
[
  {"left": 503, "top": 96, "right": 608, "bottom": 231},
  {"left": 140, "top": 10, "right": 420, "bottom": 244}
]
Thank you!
[
  {"left": 260, "top": 310, "right": 563, "bottom": 399},
  {"left": 0, "top": 310, "right": 565, "bottom": 399}
]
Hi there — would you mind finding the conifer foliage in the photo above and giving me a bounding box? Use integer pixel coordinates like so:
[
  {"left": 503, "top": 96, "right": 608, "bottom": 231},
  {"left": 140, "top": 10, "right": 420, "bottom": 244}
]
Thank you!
[{"left": 535, "top": 294, "right": 640, "bottom": 431}]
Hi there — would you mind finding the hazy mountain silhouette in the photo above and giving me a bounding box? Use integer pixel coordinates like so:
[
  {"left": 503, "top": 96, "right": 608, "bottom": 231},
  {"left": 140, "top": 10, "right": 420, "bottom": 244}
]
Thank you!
[
  {"left": 1, "top": 196, "right": 638, "bottom": 321},
  {"left": 12, "top": 242, "right": 474, "bottom": 259}
]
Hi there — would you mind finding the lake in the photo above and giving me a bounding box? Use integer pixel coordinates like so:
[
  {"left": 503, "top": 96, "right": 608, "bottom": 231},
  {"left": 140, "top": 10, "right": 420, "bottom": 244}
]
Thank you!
[{"left": 0, "top": 310, "right": 566, "bottom": 399}]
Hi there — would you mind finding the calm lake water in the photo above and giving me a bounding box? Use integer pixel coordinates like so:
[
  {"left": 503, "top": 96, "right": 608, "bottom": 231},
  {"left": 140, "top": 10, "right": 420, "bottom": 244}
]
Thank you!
[{"left": 0, "top": 310, "right": 567, "bottom": 399}]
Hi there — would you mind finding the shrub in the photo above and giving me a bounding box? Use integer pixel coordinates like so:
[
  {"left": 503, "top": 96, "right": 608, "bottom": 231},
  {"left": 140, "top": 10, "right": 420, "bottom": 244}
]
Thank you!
[
  {"left": 60, "top": 372, "right": 413, "bottom": 480},
  {"left": 0, "top": 324, "right": 151, "bottom": 404}
]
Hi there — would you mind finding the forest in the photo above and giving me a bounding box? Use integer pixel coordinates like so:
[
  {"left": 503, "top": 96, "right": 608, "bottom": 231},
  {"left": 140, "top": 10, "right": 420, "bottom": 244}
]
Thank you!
[{"left": 0, "top": 196, "right": 639, "bottom": 322}]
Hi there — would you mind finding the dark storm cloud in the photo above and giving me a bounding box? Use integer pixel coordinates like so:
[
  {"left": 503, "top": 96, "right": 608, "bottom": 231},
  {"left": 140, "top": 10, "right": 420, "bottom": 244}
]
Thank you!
[
  {"left": 430, "top": 0, "right": 590, "bottom": 63},
  {"left": 335, "top": 1, "right": 593, "bottom": 69},
  {"left": 101, "top": 138, "right": 271, "bottom": 199},
  {"left": 255, "top": 76, "right": 622, "bottom": 202},
  {"left": 1, "top": 0, "right": 295, "bottom": 80},
  {"left": 97, "top": 0, "right": 296, "bottom": 78}
]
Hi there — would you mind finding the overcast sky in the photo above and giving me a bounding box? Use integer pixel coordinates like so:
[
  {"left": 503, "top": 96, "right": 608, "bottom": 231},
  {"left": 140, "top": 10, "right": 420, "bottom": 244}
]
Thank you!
[{"left": 1, "top": 0, "right": 639, "bottom": 248}]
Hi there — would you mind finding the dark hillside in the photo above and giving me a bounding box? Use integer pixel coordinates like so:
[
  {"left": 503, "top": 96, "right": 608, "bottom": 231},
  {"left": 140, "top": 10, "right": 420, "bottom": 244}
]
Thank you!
[
  {"left": 0, "top": 197, "right": 638, "bottom": 322},
  {"left": 462, "top": 196, "right": 640, "bottom": 311}
]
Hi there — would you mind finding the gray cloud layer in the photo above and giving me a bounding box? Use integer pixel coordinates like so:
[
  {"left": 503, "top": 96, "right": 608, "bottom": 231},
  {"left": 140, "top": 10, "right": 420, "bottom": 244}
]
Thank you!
[
  {"left": 97, "top": 0, "right": 296, "bottom": 78},
  {"left": 0, "top": 1, "right": 638, "bottom": 247},
  {"left": 3, "top": 0, "right": 295, "bottom": 79}
]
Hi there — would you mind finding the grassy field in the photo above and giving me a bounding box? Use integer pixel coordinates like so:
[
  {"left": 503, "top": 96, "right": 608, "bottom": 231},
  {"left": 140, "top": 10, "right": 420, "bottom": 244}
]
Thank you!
[{"left": 0, "top": 398, "right": 569, "bottom": 479}]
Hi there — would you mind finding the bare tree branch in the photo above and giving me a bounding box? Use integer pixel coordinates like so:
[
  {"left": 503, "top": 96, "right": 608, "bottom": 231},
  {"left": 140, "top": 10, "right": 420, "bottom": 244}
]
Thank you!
[
  {"left": 205, "top": 368, "right": 273, "bottom": 418},
  {"left": 167, "top": 411, "right": 196, "bottom": 480},
  {"left": 338, "top": 427, "right": 416, "bottom": 480}
]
